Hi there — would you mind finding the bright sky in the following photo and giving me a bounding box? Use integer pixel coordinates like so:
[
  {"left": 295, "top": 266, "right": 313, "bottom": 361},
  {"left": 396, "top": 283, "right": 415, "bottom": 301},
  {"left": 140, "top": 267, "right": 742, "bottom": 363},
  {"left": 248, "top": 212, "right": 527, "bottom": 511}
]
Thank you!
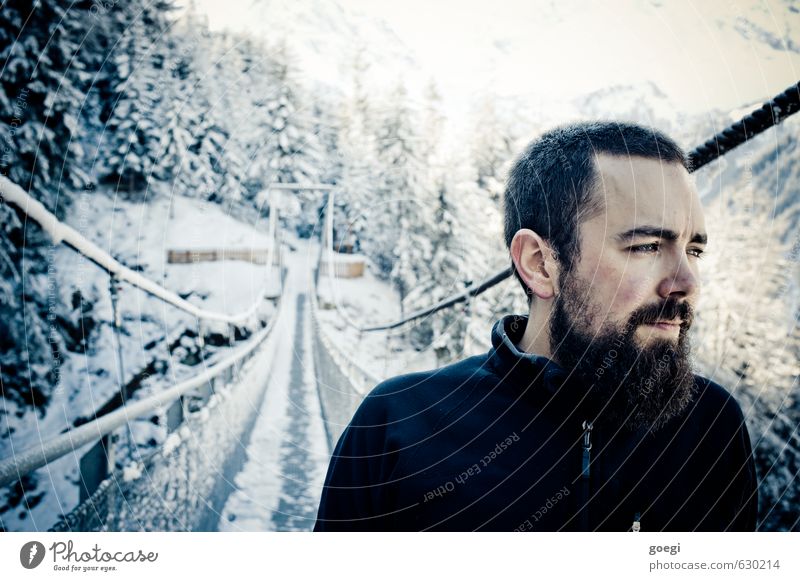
[{"left": 191, "top": 0, "right": 800, "bottom": 117}]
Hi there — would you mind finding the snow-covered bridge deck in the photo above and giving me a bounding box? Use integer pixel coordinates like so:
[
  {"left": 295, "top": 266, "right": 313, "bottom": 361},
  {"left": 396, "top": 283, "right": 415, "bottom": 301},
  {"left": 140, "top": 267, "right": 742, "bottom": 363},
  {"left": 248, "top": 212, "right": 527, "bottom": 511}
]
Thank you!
[{"left": 218, "top": 260, "right": 330, "bottom": 531}]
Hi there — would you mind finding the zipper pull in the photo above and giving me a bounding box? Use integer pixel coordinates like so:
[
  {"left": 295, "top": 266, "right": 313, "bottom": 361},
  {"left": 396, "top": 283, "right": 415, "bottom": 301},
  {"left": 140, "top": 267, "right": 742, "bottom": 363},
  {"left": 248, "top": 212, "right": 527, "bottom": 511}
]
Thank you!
[
  {"left": 581, "top": 420, "right": 593, "bottom": 479},
  {"left": 632, "top": 512, "right": 641, "bottom": 532}
]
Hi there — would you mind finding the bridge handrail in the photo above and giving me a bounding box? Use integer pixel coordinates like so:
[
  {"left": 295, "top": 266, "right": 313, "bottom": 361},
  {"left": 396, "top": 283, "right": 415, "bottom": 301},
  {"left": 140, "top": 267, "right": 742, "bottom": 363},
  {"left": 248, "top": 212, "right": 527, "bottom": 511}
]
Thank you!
[
  {"left": 0, "top": 318, "right": 275, "bottom": 489},
  {"left": 310, "top": 289, "right": 381, "bottom": 395},
  {"left": 0, "top": 175, "right": 275, "bottom": 325}
]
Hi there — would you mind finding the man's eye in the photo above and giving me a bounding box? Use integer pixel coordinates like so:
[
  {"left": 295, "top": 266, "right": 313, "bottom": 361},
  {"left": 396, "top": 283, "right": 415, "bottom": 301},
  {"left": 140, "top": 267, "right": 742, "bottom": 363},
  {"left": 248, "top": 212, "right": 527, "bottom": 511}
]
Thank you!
[
  {"left": 629, "top": 243, "right": 705, "bottom": 258},
  {"left": 630, "top": 243, "right": 659, "bottom": 253}
]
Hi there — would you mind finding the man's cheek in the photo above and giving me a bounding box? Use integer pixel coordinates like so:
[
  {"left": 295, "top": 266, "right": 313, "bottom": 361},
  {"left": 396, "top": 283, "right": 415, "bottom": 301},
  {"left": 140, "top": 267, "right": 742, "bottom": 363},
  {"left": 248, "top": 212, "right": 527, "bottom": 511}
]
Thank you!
[{"left": 618, "top": 276, "right": 654, "bottom": 309}]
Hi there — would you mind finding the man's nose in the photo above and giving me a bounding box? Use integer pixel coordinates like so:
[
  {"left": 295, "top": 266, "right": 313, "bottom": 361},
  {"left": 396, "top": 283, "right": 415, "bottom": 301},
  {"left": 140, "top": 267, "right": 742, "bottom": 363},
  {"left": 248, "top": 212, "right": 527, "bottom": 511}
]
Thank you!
[{"left": 657, "top": 253, "right": 700, "bottom": 299}]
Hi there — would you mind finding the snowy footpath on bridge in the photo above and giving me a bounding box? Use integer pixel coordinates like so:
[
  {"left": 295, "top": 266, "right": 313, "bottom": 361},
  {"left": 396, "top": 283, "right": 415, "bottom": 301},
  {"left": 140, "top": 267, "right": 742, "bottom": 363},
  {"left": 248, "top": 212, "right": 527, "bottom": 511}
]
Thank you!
[{"left": 218, "top": 246, "right": 330, "bottom": 531}]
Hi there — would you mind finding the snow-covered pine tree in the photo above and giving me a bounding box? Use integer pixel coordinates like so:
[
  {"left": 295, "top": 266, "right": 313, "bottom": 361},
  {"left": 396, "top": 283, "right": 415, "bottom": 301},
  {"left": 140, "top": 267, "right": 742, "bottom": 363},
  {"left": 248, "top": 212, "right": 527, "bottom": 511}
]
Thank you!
[
  {"left": 695, "top": 177, "right": 797, "bottom": 401},
  {"left": 245, "top": 41, "right": 323, "bottom": 231},
  {"left": 693, "top": 162, "right": 800, "bottom": 531},
  {"left": 155, "top": 4, "right": 245, "bottom": 203},
  {"left": 371, "top": 83, "right": 435, "bottom": 314},
  {"left": 470, "top": 96, "right": 514, "bottom": 202},
  {"left": 442, "top": 155, "right": 522, "bottom": 357},
  {"left": 195, "top": 31, "right": 261, "bottom": 207},
  {"left": 420, "top": 80, "right": 445, "bottom": 165},
  {"left": 152, "top": 35, "right": 198, "bottom": 196},
  {"left": 0, "top": 0, "right": 94, "bottom": 409},
  {"left": 310, "top": 92, "right": 345, "bottom": 240},
  {"left": 402, "top": 81, "right": 470, "bottom": 354},
  {"left": 403, "top": 173, "right": 474, "bottom": 357},
  {"left": 220, "top": 35, "right": 267, "bottom": 147},
  {"left": 98, "top": 2, "right": 175, "bottom": 196},
  {"left": 455, "top": 96, "right": 523, "bottom": 346},
  {"left": 335, "top": 48, "right": 379, "bottom": 249}
]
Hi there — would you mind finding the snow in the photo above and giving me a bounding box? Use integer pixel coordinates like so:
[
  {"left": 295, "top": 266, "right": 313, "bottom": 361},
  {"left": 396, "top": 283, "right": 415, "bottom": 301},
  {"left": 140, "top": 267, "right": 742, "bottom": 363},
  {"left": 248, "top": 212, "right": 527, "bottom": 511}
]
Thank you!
[
  {"left": 0, "top": 209, "right": 427, "bottom": 532},
  {"left": 218, "top": 249, "right": 329, "bottom": 531},
  {"left": 65, "top": 313, "right": 284, "bottom": 531},
  {"left": 122, "top": 462, "right": 144, "bottom": 483},
  {"left": 315, "top": 253, "right": 438, "bottom": 381},
  {"left": 0, "top": 190, "right": 279, "bottom": 532},
  {"left": 162, "top": 433, "right": 182, "bottom": 456},
  {"left": 0, "top": 175, "right": 67, "bottom": 244},
  {"left": 0, "top": 177, "right": 276, "bottom": 324},
  {"left": 320, "top": 249, "right": 365, "bottom": 264},
  {"left": 190, "top": 0, "right": 800, "bottom": 148}
]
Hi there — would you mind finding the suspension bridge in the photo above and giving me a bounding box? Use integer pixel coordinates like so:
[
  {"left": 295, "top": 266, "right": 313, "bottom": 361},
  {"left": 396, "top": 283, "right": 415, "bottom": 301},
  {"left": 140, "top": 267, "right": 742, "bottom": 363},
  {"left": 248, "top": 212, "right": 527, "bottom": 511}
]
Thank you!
[{"left": 0, "top": 81, "right": 798, "bottom": 531}]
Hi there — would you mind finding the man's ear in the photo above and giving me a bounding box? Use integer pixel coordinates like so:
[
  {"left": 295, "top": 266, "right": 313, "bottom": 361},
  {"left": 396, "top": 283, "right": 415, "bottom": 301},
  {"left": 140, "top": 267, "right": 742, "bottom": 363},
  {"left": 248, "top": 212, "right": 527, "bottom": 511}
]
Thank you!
[{"left": 510, "top": 229, "right": 559, "bottom": 300}]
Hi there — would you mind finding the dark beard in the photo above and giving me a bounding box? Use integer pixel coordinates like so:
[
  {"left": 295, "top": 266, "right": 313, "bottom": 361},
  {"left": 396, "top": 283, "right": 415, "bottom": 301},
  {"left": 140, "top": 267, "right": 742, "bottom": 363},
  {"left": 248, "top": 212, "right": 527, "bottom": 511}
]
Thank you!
[{"left": 548, "top": 270, "right": 697, "bottom": 432}]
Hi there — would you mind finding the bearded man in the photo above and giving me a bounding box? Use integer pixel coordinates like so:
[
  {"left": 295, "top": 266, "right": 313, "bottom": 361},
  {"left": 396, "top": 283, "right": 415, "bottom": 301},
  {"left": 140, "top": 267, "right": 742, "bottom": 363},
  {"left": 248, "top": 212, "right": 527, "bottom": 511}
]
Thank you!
[{"left": 314, "top": 121, "right": 758, "bottom": 531}]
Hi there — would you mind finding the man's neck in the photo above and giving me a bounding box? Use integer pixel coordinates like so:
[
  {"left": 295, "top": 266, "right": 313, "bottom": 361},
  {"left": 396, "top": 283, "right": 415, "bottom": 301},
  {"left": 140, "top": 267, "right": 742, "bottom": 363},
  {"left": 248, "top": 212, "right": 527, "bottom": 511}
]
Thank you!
[{"left": 518, "top": 305, "right": 557, "bottom": 362}]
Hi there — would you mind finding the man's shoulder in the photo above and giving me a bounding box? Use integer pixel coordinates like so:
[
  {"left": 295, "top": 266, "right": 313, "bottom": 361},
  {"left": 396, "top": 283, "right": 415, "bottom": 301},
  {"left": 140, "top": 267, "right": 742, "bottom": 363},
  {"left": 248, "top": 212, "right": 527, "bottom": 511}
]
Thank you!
[
  {"left": 353, "top": 353, "right": 495, "bottom": 424},
  {"left": 690, "top": 372, "right": 747, "bottom": 423},
  {"left": 370, "top": 352, "right": 494, "bottom": 395}
]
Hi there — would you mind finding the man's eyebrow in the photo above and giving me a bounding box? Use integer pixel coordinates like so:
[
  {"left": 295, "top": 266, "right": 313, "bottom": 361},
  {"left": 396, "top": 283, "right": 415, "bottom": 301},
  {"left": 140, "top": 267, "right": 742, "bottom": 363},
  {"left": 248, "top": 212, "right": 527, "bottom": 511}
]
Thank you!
[{"left": 615, "top": 226, "right": 708, "bottom": 245}]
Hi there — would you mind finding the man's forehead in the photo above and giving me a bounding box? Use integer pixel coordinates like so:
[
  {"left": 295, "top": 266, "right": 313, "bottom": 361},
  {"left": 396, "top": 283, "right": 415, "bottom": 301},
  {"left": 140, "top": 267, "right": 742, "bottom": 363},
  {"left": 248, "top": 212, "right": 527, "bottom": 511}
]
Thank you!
[
  {"left": 591, "top": 153, "right": 705, "bottom": 233},
  {"left": 593, "top": 153, "right": 689, "bottom": 198}
]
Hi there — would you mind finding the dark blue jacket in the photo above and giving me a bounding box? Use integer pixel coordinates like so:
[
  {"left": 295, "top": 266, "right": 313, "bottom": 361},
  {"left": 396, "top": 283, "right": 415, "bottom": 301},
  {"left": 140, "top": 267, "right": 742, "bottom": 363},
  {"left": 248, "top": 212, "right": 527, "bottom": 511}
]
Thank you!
[{"left": 314, "top": 315, "right": 758, "bottom": 531}]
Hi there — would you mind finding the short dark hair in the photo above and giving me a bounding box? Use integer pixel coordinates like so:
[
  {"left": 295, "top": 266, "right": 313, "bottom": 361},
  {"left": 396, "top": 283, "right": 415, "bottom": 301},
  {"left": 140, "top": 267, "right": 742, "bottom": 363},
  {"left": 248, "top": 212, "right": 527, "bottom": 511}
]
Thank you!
[{"left": 503, "top": 121, "right": 687, "bottom": 303}]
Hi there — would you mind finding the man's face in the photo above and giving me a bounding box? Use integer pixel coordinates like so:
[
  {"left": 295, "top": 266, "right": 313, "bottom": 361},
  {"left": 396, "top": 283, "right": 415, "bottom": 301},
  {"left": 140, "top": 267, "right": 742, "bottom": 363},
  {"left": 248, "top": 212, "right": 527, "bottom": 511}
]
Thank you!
[{"left": 548, "top": 154, "right": 707, "bottom": 430}]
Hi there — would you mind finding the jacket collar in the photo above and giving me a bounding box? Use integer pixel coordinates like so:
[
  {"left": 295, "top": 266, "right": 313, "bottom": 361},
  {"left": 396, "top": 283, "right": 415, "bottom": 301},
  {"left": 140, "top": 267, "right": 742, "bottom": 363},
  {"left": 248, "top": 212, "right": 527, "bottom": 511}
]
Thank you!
[
  {"left": 488, "top": 314, "right": 568, "bottom": 397},
  {"left": 488, "top": 315, "right": 656, "bottom": 429}
]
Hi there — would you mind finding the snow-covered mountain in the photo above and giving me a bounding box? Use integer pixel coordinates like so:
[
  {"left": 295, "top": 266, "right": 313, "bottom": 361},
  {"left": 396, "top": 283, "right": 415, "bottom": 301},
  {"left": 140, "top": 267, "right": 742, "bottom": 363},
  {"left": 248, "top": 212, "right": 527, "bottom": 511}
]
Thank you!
[
  {"left": 191, "top": 0, "right": 800, "bottom": 116},
  {"left": 195, "top": 0, "right": 422, "bottom": 99},
  {"left": 187, "top": 0, "right": 800, "bottom": 157}
]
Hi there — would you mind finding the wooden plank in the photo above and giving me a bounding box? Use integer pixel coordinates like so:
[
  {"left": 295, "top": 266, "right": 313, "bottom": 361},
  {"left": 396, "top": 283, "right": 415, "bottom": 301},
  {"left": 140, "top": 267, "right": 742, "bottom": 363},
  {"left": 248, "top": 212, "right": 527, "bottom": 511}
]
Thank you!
[{"left": 167, "top": 248, "right": 278, "bottom": 265}]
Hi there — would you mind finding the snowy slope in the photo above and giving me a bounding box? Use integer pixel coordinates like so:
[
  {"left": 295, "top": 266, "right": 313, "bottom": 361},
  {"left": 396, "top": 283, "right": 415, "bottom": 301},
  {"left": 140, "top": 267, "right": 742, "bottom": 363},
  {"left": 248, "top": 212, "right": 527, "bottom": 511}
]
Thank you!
[
  {"left": 0, "top": 192, "right": 278, "bottom": 532},
  {"left": 316, "top": 255, "right": 438, "bottom": 381}
]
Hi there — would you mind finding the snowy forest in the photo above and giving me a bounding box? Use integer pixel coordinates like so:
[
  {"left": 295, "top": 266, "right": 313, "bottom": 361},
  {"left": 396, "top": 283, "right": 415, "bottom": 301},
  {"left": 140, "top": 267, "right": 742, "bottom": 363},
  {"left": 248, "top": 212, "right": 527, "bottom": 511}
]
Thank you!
[{"left": 0, "top": 0, "right": 798, "bottom": 532}]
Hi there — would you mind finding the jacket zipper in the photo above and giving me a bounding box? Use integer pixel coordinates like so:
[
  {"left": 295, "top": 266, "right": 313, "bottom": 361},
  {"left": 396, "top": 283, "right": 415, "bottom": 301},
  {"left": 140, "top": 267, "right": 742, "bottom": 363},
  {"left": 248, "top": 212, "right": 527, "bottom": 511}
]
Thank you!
[
  {"left": 579, "top": 420, "right": 642, "bottom": 532},
  {"left": 579, "top": 420, "right": 593, "bottom": 531},
  {"left": 581, "top": 420, "right": 593, "bottom": 478}
]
